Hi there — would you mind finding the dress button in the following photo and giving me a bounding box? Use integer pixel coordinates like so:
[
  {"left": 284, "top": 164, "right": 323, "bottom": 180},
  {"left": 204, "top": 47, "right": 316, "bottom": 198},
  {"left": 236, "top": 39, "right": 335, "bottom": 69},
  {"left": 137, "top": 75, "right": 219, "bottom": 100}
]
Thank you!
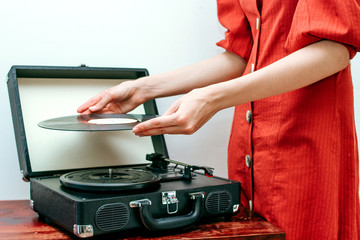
[
  {"left": 245, "top": 155, "right": 252, "bottom": 168},
  {"left": 246, "top": 110, "right": 252, "bottom": 123}
]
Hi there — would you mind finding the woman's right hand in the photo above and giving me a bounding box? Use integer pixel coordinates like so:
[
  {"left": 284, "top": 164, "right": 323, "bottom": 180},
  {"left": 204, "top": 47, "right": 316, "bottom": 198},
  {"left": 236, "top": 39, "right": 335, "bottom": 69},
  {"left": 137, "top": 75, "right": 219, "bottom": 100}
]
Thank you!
[{"left": 77, "top": 78, "right": 148, "bottom": 115}]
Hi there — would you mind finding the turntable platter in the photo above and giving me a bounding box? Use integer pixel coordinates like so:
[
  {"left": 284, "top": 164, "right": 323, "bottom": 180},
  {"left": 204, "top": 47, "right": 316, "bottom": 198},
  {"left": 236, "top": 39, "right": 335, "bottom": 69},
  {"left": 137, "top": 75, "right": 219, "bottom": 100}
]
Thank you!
[{"left": 60, "top": 168, "right": 161, "bottom": 192}]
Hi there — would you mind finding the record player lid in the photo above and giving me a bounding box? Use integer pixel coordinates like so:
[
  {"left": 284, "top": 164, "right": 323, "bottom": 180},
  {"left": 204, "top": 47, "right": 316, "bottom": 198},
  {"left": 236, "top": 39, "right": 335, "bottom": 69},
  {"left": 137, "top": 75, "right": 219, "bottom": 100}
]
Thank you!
[{"left": 7, "top": 65, "right": 168, "bottom": 180}]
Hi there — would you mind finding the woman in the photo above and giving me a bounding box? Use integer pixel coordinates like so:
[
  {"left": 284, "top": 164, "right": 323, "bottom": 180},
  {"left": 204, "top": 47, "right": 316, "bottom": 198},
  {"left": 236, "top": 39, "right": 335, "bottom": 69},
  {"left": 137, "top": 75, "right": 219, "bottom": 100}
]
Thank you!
[{"left": 78, "top": 0, "right": 360, "bottom": 239}]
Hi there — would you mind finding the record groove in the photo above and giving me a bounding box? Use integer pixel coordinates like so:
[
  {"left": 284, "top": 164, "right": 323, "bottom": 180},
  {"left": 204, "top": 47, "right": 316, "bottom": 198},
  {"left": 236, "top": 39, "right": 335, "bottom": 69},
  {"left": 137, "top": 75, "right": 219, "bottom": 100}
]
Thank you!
[{"left": 38, "top": 113, "right": 156, "bottom": 131}]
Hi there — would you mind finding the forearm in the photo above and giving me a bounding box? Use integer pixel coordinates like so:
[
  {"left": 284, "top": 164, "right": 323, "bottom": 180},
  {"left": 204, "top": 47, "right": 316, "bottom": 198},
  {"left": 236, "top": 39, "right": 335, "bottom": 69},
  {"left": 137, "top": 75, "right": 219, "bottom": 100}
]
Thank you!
[
  {"left": 138, "top": 51, "right": 247, "bottom": 101},
  {"left": 132, "top": 40, "right": 351, "bottom": 136},
  {"left": 207, "top": 40, "right": 350, "bottom": 111}
]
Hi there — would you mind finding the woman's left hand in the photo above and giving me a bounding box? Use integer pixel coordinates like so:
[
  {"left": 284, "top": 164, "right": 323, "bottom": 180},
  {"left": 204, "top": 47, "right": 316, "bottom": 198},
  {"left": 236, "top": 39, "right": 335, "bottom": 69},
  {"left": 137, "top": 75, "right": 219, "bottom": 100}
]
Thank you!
[{"left": 132, "top": 88, "right": 218, "bottom": 136}]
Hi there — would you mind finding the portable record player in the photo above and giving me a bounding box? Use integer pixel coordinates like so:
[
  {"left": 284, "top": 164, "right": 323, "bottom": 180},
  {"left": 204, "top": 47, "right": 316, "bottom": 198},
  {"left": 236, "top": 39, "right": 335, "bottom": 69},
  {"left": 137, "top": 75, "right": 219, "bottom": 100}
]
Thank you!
[{"left": 7, "top": 65, "right": 241, "bottom": 238}]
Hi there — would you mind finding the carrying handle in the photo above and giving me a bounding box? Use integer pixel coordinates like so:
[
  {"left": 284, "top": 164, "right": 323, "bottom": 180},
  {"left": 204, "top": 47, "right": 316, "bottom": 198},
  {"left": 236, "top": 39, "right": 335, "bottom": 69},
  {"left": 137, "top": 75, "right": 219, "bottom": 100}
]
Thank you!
[{"left": 130, "top": 192, "right": 204, "bottom": 231}]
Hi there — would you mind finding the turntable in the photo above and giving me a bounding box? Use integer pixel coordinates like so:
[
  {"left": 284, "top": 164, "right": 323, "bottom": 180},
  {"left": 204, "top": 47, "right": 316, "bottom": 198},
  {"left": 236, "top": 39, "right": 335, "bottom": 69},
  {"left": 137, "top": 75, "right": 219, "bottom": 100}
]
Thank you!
[{"left": 7, "top": 65, "right": 240, "bottom": 238}]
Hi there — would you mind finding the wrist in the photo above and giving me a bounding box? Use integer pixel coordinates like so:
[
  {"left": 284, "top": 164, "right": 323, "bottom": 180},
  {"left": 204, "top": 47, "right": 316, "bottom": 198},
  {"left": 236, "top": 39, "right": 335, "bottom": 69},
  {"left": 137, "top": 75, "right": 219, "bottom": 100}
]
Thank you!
[
  {"left": 135, "top": 75, "right": 173, "bottom": 101},
  {"left": 129, "top": 76, "right": 155, "bottom": 104},
  {"left": 189, "top": 86, "right": 226, "bottom": 117},
  {"left": 202, "top": 84, "right": 230, "bottom": 113}
]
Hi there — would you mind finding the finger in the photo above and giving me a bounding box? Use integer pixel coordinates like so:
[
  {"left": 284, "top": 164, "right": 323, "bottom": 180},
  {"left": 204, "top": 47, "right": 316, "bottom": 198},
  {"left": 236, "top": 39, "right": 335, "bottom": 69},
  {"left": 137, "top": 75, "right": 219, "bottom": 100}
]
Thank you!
[
  {"left": 133, "top": 114, "right": 201, "bottom": 136},
  {"left": 86, "top": 94, "right": 112, "bottom": 113},
  {"left": 78, "top": 109, "right": 92, "bottom": 115},
  {"left": 132, "top": 115, "right": 177, "bottom": 133},
  {"left": 77, "top": 95, "right": 103, "bottom": 113},
  {"left": 134, "top": 126, "right": 183, "bottom": 136},
  {"left": 162, "top": 101, "right": 180, "bottom": 116},
  {"left": 134, "top": 122, "right": 193, "bottom": 136}
]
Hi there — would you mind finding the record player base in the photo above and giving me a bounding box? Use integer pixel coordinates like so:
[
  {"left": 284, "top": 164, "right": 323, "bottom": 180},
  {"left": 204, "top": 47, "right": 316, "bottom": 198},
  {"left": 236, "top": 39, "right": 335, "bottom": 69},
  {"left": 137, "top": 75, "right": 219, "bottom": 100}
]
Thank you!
[{"left": 0, "top": 200, "right": 285, "bottom": 240}]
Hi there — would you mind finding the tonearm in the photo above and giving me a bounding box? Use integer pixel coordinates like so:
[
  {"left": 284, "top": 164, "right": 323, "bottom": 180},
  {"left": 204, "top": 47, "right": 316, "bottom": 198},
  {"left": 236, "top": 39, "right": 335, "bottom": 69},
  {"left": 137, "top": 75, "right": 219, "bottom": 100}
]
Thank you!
[{"left": 146, "top": 153, "right": 214, "bottom": 180}]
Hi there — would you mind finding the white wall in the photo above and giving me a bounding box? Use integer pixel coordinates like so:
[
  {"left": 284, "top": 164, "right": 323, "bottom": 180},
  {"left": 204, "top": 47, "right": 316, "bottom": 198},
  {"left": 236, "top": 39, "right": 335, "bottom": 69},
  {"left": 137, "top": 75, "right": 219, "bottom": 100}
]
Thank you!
[{"left": 0, "top": 0, "right": 359, "bottom": 200}]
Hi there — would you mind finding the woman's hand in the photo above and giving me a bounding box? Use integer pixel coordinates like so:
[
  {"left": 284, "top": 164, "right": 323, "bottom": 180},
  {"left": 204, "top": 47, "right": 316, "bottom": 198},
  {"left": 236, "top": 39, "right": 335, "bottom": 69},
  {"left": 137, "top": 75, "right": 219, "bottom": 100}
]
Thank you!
[
  {"left": 133, "top": 88, "right": 219, "bottom": 136},
  {"left": 77, "top": 79, "right": 148, "bottom": 115}
]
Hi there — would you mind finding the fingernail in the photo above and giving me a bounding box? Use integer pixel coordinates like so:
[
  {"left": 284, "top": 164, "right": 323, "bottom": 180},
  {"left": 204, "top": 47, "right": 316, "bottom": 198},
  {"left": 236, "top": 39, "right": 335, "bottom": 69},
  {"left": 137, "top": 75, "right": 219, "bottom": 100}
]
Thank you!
[{"left": 132, "top": 126, "right": 139, "bottom": 132}]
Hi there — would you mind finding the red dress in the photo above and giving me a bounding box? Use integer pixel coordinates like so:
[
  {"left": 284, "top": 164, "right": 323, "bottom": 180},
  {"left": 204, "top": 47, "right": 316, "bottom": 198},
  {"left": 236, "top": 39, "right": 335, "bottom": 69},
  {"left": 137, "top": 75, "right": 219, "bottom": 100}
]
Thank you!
[{"left": 216, "top": 0, "right": 360, "bottom": 239}]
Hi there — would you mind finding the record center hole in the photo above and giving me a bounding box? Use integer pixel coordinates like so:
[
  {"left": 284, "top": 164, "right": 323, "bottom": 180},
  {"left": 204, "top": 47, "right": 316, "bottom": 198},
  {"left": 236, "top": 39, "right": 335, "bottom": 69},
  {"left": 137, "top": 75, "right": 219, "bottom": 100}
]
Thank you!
[{"left": 87, "top": 118, "right": 138, "bottom": 125}]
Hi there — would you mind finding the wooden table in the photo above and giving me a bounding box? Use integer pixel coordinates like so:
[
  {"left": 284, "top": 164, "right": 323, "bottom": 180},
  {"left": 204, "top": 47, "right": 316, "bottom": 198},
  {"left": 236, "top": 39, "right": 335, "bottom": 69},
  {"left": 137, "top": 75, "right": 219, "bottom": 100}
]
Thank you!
[{"left": 0, "top": 200, "right": 285, "bottom": 240}]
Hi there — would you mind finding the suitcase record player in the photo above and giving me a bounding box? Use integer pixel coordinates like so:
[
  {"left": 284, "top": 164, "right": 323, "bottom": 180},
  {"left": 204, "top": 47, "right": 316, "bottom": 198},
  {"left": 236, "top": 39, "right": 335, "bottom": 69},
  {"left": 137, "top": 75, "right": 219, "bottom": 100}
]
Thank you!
[{"left": 7, "top": 65, "right": 241, "bottom": 238}]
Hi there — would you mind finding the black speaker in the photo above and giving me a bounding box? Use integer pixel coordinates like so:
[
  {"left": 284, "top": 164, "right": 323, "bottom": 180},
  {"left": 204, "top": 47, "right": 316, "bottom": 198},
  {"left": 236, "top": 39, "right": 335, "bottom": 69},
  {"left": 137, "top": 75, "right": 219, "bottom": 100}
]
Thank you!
[
  {"left": 205, "top": 190, "right": 232, "bottom": 215},
  {"left": 95, "top": 202, "right": 130, "bottom": 231}
]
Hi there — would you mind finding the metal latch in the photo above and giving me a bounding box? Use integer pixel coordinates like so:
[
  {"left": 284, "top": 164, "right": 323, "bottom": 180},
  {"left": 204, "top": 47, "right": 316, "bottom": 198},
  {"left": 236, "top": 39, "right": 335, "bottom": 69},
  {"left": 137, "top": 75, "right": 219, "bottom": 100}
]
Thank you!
[
  {"left": 129, "top": 199, "right": 151, "bottom": 208},
  {"left": 73, "top": 224, "right": 94, "bottom": 238},
  {"left": 162, "top": 191, "right": 179, "bottom": 214}
]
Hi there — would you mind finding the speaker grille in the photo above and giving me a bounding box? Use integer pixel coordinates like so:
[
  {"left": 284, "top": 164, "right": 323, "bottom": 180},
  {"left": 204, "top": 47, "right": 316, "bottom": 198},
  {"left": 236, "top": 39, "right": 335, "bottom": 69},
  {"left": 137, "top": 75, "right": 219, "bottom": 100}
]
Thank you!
[
  {"left": 95, "top": 202, "right": 130, "bottom": 232},
  {"left": 205, "top": 190, "right": 232, "bottom": 215}
]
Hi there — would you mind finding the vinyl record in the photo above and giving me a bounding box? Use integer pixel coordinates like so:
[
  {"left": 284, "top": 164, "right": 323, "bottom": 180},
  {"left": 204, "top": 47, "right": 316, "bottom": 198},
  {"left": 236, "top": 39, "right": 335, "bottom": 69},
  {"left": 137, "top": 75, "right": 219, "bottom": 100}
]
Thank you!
[
  {"left": 38, "top": 114, "right": 156, "bottom": 131},
  {"left": 60, "top": 168, "right": 161, "bottom": 192}
]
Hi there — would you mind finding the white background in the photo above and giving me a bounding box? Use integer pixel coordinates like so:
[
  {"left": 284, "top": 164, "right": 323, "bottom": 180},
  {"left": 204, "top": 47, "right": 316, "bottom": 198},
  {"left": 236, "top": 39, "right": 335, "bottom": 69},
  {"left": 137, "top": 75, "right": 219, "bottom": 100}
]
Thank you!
[{"left": 0, "top": 0, "right": 359, "bottom": 200}]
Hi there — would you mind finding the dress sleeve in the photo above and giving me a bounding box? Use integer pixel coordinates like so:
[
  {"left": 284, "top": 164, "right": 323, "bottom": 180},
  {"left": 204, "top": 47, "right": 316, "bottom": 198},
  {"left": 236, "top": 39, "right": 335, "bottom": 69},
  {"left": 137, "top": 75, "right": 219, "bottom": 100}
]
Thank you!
[
  {"left": 216, "top": 0, "right": 253, "bottom": 62},
  {"left": 285, "top": 0, "right": 360, "bottom": 59}
]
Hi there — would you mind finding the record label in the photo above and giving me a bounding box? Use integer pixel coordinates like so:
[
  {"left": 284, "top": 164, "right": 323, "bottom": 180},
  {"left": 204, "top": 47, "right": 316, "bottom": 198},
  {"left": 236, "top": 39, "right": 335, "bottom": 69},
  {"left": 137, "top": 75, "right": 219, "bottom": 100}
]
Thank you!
[{"left": 88, "top": 118, "right": 138, "bottom": 125}]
